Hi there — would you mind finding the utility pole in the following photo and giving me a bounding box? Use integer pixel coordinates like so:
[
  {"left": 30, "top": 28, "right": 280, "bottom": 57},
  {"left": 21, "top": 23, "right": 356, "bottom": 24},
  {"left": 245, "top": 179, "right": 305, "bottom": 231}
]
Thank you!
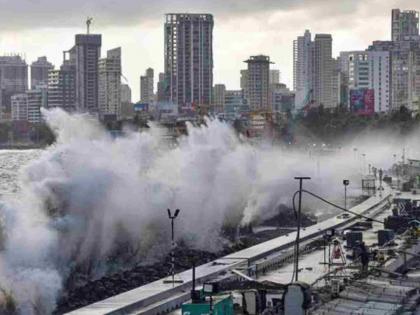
[
  {"left": 343, "top": 180, "right": 350, "bottom": 210},
  {"left": 362, "top": 153, "right": 366, "bottom": 174},
  {"left": 379, "top": 169, "right": 383, "bottom": 197},
  {"left": 164, "top": 208, "right": 183, "bottom": 286},
  {"left": 294, "top": 176, "right": 311, "bottom": 282},
  {"left": 353, "top": 147, "right": 358, "bottom": 161}
]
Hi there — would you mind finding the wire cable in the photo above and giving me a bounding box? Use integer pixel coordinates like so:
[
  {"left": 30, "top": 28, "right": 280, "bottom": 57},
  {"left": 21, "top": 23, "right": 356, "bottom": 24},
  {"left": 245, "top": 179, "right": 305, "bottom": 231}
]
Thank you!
[
  {"left": 299, "top": 189, "right": 386, "bottom": 225},
  {"left": 290, "top": 188, "right": 387, "bottom": 283}
]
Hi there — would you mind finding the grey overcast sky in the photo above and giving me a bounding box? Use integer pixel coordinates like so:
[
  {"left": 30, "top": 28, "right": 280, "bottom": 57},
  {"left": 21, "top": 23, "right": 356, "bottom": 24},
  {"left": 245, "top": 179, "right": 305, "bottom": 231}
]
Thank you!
[{"left": 0, "top": 0, "right": 419, "bottom": 101}]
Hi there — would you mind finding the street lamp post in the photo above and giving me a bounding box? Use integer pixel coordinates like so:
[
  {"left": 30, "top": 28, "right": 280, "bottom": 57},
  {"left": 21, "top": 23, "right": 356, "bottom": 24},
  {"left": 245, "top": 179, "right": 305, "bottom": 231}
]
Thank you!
[
  {"left": 362, "top": 154, "right": 366, "bottom": 174},
  {"left": 165, "top": 208, "right": 183, "bottom": 286},
  {"left": 393, "top": 154, "right": 398, "bottom": 189},
  {"left": 343, "top": 180, "right": 350, "bottom": 210},
  {"left": 294, "top": 176, "right": 311, "bottom": 282},
  {"left": 379, "top": 169, "right": 383, "bottom": 197}
]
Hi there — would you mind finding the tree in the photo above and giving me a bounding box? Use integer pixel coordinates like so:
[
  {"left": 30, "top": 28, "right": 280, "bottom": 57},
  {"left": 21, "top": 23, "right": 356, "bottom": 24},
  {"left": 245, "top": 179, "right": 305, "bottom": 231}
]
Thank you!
[{"left": 32, "top": 124, "right": 55, "bottom": 145}]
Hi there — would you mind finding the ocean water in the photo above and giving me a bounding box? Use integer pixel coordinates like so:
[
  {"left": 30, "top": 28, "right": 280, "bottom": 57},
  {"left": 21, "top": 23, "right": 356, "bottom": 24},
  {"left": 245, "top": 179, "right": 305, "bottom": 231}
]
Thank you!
[{"left": 0, "top": 150, "right": 41, "bottom": 196}]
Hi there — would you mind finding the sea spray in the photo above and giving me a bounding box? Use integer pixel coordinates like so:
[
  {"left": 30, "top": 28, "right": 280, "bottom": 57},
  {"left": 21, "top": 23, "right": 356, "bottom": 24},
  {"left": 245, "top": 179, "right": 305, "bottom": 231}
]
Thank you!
[{"left": 0, "top": 108, "right": 416, "bottom": 314}]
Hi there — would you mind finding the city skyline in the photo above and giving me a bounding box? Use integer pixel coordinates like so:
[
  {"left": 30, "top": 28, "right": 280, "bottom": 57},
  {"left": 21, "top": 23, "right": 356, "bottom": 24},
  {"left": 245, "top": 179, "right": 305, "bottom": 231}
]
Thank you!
[{"left": 0, "top": 0, "right": 418, "bottom": 101}]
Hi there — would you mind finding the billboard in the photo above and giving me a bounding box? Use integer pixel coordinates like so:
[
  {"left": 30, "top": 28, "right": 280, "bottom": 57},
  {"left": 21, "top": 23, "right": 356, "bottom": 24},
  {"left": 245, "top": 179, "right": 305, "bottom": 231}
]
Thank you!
[
  {"left": 156, "top": 101, "right": 178, "bottom": 114},
  {"left": 179, "top": 102, "right": 198, "bottom": 116},
  {"left": 133, "top": 103, "right": 149, "bottom": 112},
  {"left": 350, "top": 89, "right": 374, "bottom": 116}
]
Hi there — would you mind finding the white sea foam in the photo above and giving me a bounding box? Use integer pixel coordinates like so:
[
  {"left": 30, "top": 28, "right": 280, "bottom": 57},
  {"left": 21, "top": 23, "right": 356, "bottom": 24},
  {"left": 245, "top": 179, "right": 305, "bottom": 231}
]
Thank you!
[{"left": 0, "top": 108, "right": 416, "bottom": 314}]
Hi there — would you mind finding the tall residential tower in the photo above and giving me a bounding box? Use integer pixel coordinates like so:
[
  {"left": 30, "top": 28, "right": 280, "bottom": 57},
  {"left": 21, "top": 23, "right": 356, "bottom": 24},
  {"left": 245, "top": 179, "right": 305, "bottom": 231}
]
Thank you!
[
  {"left": 140, "top": 68, "right": 154, "bottom": 104},
  {"left": 30, "top": 56, "right": 54, "bottom": 89},
  {"left": 0, "top": 55, "right": 28, "bottom": 119},
  {"left": 74, "top": 34, "right": 102, "bottom": 113},
  {"left": 340, "top": 50, "right": 391, "bottom": 112},
  {"left": 313, "top": 34, "right": 334, "bottom": 108},
  {"left": 392, "top": 9, "right": 419, "bottom": 41},
  {"left": 47, "top": 55, "right": 76, "bottom": 111},
  {"left": 244, "top": 55, "right": 272, "bottom": 111},
  {"left": 164, "top": 13, "right": 213, "bottom": 109},
  {"left": 98, "top": 47, "right": 122, "bottom": 120},
  {"left": 293, "top": 30, "right": 313, "bottom": 110}
]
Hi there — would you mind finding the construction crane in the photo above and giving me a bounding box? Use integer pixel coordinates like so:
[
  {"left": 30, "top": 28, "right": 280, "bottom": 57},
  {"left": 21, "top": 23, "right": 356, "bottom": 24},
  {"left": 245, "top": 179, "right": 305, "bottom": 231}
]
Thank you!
[{"left": 86, "top": 17, "right": 93, "bottom": 34}]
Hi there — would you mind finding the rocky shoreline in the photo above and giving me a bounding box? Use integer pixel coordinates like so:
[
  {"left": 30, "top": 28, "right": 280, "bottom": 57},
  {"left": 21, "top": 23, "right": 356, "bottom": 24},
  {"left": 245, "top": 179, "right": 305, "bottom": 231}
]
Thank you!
[{"left": 55, "top": 210, "right": 317, "bottom": 314}]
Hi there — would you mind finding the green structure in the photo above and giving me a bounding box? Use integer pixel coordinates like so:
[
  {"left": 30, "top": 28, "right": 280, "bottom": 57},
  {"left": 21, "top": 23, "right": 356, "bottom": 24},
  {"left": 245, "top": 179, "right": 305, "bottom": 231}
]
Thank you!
[{"left": 181, "top": 295, "right": 233, "bottom": 315}]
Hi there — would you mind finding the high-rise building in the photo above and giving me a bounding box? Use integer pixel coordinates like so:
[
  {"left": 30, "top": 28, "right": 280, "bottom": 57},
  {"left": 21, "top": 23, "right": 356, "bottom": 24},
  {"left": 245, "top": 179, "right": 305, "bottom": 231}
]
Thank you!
[
  {"left": 121, "top": 84, "right": 132, "bottom": 104},
  {"left": 240, "top": 69, "right": 249, "bottom": 100},
  {"left": 47, "top": 57, "right": 76, "bottom": 111},
  {"left": 331, "top": 58, "right": 341, "bottom": 107},
  {"left": 313, "top": 34, "right": 335, "bottom": 108},
  {"left": 30, "top": 57, "right": 53, "bottom": 89},
  {"left": 224, "top": 90, "right": 249, "bottom": 119},
  {"left": 369, "top": 51, "right": 391, "bottom": 112},
  {"left": 72, "top": 34, "right": 102, "bottom": 113},
  {"left": 339, "top": 50, "right": 391, "bottom": 112},
  {"left": 269, "top": 70, "right": 281, "bottom": 85},
  {"left": 140, "top": 68, "right": 154, "bottom": 104},
  {"left": 408, "top": 48, "right": 420, "bottom": 112},
  {"left": 339, "top": 51, "right": 370, "bottom": 90},
  {"left": 392, "top": 9, "right": 419, "bottom": 42},
  {"left": 11, "top": 86, "right": 47, "bottom": 123},
  {"left": 27, "top": 87, "right": 47, "bottom": 123},
  {"left": 98, "top": 47, "right": 121, "bottom": 120},
  {"left": 11, "top": 94, "right": 27, "bottom": 121},
  {"left": 269, "top": 83, "right": 295, "bottom": 113},
  {"left": 294, "top": 31, "right": 336, "bottom": 109},
  {"left": 269, "top": 69, "right": 282, "bottom": 109},
  {"left": 0, "top": 55, "right": 28, "bottom": 120},
  {"left": 335, "top": 56, "right": 348, "bottom": 106},
  {"left": 156, "top": 72, "right": 167, "bottom": 102},
  {"left": 369, "top": 38, "right": 420, "bottom": 111},
  {"left": 212, "top": 84, "right": 226, "bottom": 113},
  {"left": 244, "top": 55, "right": 272, "bottom": 111},
  {"left": 391, "top": 8, "right": 420, "bottom": 111},
  {"left": 164, "top": 13, "right": 213, "bottom": 109},
  {"left": 120, "top": 84, "right": 134, "bottom": 120},
  {"left": 293, "top": 30, "right": 313, "bottom": 110}
]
